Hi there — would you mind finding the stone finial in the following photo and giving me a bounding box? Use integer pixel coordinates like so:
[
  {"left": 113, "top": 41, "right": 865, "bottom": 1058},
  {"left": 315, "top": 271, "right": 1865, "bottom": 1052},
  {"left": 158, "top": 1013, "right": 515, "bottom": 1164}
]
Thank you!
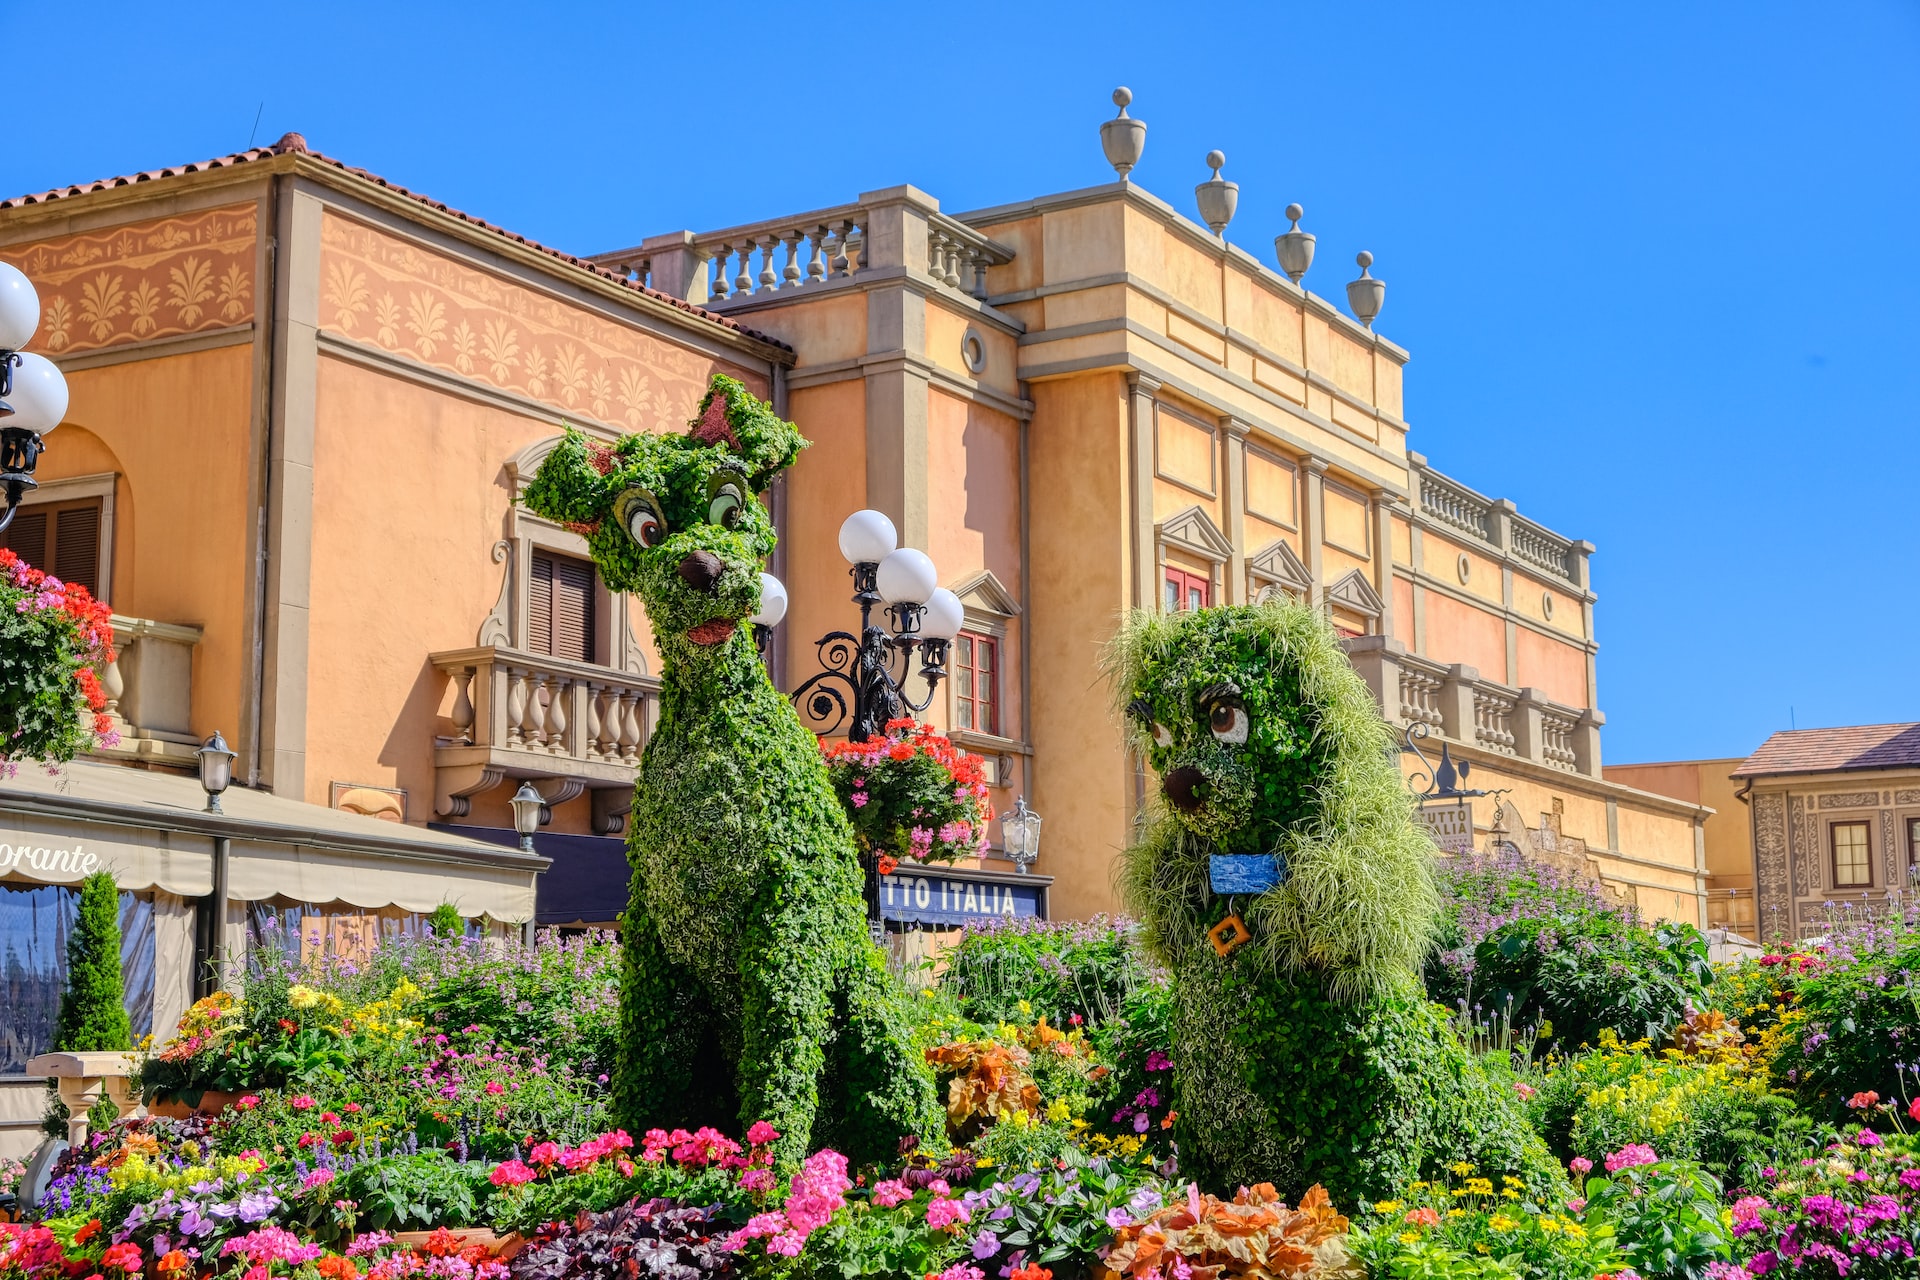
[
  {"left": 271, "top": 131, "right": 309, "bottom": 155},
  {"left": 1195, "top": 150, "right": 1239, "bottom": 237},
  {"left": 1347, "top": 250, "right": 1385, "bottom": 328},
  {"left": 1100, "top": 87, "right": 1147, "bottom": 179},
  {"left": 1274, "top": 202, "right": 1316, "bottom": 285}
]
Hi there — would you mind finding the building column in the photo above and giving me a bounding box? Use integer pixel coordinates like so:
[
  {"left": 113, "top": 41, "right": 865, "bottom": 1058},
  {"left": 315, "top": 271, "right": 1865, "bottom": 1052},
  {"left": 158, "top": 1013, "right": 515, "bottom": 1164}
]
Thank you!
[
  {"left": 1371, "top": 488, "right": 1401, "bottom": 639},
  {"left": 1127, "top": 373, "right": 1161, "bottom": 610},
  {"left": 1221, "top": 416, "right": 1250, "bottom": 603},
  {"left": 858, "top": 188, "right": 937, "bottom": 550},
  {"left": 1303, "top": 458, "right": 1328, "bottom": 607}
]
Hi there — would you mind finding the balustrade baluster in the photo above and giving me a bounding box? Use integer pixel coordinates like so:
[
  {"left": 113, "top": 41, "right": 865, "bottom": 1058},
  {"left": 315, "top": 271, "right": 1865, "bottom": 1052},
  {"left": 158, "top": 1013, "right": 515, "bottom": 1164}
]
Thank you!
[
  {"left": 450, "top": 667, "right": 475, "bottom": 743},
  {"left": 583, "top": 682, "right": 603, "bottom": 759},
  {"left": 99, "top": 652, "right": 125, "bottom": 725},
  {"left": 807, "top": 226, "right": 828, "bottom": 283},
  {"left": 709, "top": 244, "right": 732, "bottom": 298},
  {"left": 526, "top": 674, "right": 550, "bottom": 748},
  {"left": 547, "top": 676, "right": 571, "bottom": 756},
  {"left": 844, "top": 222, "right": 863, "bottom": 273},
  {"left": 966, "top": 247, "right": 990, "bottom": 299},
  {"left": 506, "top": 669, "right": 529, "bottom": 748},
  {"left": 734, "top": 239, "right": 755, "bottom": 295},
  {"left": 943, "top": 239, "right": 962, "bottom": 288},
  {"left": 830, "top": 223, "right": 850, "bottom": 276},
  {"left": 781, "top": 232, "right": 802, "bottom": 287},
  {"left": 758, "top": 239, "right": 778, "bottom": 292},
  {"left": 621, "top": 692, "right": 644, "bottom": 763}
]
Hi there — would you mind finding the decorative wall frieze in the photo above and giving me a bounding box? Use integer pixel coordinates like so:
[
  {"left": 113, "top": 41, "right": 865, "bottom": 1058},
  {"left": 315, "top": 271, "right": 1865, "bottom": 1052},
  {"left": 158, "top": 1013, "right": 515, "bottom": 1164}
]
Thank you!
[
  {"left": 1817, "top": 791, "right": 1881, "bottom": 810},
  {"left": 1752, "top": 791, "right": 1790, "bottom": 942},
  {"left": 0, "top": 204, "right": 258, "bottom": 355}
]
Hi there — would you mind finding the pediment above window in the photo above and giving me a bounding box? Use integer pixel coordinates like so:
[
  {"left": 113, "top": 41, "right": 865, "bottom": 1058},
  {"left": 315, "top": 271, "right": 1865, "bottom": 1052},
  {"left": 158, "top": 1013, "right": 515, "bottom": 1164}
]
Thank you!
[
  {"left": 1247, "top": 539, "right": 1312, "bottom": 595},
  {"left": 949, "top": 569, "right": 1021, "bottom": 619},
  {"left": 1324, "top": 568, "right": 1384, "bottom": 619},
  {"left": 1157, "top": 505, "right": 1233, "bottom": 563}
]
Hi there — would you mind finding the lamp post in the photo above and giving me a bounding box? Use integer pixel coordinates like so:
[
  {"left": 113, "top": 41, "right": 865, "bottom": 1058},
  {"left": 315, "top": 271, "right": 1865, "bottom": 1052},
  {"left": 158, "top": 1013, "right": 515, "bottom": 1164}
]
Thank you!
[
  {"left": 509, "top": 782, "right": 544, "bottom": 854},
  {"left": 0, "top": 263, "right": 70, "bottom": 534},
  {"left": 195, "top": 731, "right": 236, "bottom": 814},
  {"left": 1000, "top": 797, "right": 1042, "bottom": 874},
  {"left": 789, "top": 510, "right": 961, "bottom": 743}
]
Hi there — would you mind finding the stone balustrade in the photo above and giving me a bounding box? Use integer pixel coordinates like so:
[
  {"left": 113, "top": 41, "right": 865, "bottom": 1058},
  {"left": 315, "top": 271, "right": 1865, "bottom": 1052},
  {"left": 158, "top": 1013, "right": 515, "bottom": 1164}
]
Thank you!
[
  {"left": 1344, "top": 636, "right": 1603, "bottom": 778},
  {"left": 429, "top": 646, "right": 661, "bottom": 834},
  {"left": 25, "top": 1051, "right": 144, "bottom": 1147},
  {"left": 1410, "top": 458, "right": 1587, "bottom": 589},
  {"left": 593, "top": 189, "right": 1014, "bottom": 310},
  {"left": 90, "top": 615, "right": 204, "bottom": 769}
]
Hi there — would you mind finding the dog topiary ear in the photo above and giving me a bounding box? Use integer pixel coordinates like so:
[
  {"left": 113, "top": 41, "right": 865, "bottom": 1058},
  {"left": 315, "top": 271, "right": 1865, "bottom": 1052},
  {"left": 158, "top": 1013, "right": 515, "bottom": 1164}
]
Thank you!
[
  {"left": 687, "top": 374, "right": 806, "bottom": 490},
  {"left": 522, "top": 428, "right": 620, "bottom": 525}
]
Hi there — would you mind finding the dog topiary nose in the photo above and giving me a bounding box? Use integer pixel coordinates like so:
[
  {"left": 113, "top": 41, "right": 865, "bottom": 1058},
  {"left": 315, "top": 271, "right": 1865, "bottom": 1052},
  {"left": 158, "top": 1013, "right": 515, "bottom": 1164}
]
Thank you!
[
  {"left": 1163, "top": 766, "right": 1207, "bottom": 813},
  {"left": 678, "top": 550, "right": 724, "bottom": 594}
]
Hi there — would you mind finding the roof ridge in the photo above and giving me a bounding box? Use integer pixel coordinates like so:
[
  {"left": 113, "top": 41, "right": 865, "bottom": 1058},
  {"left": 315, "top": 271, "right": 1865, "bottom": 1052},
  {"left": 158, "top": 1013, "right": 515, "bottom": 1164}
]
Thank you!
[{"left": 0, "top": 134, "right": 792, "bottom": 356}]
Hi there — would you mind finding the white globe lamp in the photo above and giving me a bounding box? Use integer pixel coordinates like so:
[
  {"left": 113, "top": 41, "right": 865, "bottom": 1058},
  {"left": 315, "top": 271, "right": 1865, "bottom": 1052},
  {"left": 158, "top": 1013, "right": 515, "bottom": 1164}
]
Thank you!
[
  {"left": 751, "top": 572, "right": 789, "bottom": 627},
  {"left": 0, "top": 263, "right": 40, "bottom": 352},
  {"left": 5, "top": 353, "right": 68, "bottom": 433},
  {"left": 876, "top": 548, "right": 938, "bottom": 607},
  {"left": 837, "top": 510, "right": 897, "bottom": 566},
  {"left": 920, "top": 588, "right": 964, "bottom": 641}
]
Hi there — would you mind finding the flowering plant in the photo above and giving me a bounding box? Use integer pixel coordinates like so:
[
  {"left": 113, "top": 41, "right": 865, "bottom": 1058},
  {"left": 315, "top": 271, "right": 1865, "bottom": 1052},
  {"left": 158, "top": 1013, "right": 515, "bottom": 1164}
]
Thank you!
[
  {"left": 1730, "top": 1131, "right": 1919, "bottom": 1279},
  {"left": 1350, "top": 1162, "right": 1623, "bottom": 1280},
  {"left": 0, "top": 546, "right": 117, "bottom": 771},
  {"left": 1101, "top": 1180, "right": 1358, "bottom": 1280},
  {"left": 1579, "top": 1146, "right": 1734, "bottom": 1279},
  {"left": 820, "top": 719, "right": 992, "bottom": 866}
]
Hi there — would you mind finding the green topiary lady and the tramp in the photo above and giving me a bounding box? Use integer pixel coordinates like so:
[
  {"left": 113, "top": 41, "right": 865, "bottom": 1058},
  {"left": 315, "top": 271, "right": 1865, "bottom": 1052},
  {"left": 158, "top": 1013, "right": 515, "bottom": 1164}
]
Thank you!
[{"left": 522, "top": 374, "right": 940, "bottom": 1169}]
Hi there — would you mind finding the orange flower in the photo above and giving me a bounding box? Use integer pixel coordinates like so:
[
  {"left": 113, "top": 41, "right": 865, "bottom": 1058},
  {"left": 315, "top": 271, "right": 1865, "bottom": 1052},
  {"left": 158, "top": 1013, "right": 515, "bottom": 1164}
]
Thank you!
[
  {"left": 1009, "top": 1266, "right": 1053, "bottom": 1280},
  {"left": 74, "top": 1220, "right": 103, "bottom": 1244},
  {"left": 156, "top": 1252, "right": 192, "bottom": 1275},
  {"left": 1404, "top": 1207, "right": 1440, "bottom": 1228},
  {"left": 877, "top": 855, "right": 899, "bottom": 876}
]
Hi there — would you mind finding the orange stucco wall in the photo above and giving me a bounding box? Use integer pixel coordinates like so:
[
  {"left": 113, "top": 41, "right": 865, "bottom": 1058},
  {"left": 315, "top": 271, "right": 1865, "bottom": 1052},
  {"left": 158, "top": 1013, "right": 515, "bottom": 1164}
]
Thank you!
[
  {"left": 925, "top": 388, "right": 1023, "bottom": 734},
  {"left": 1421, "top": 590, "right": 1508, "bottom": 683},
  {"left": 1026, "top": 374, "right": 1130, "bottom": 920},
  {"left": 1515, "top": 625, "right": 1587, "bottom": 707},
  {"left": 55, "top": 345, "right": 259, "bottom": 754}
]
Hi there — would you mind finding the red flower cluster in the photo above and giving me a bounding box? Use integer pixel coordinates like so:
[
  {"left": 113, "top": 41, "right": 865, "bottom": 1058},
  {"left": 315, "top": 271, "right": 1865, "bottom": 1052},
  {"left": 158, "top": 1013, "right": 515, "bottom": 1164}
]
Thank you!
[
  {"left": 821, "top": 720, "right": 994, "bottom": 867},
  {"left": 0, "top": 546, "right": 119, "bottom": 764}
]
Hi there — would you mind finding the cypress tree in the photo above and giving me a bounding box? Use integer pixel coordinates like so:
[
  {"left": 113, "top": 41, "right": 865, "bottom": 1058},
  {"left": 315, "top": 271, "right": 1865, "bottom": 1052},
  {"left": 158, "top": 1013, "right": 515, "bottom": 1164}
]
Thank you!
[
  {"left": 426, "top": 903, "right": 464, "bottom": 938},
  {"left": 54, "top": 871, "right": 131, "bottom": 1052}
]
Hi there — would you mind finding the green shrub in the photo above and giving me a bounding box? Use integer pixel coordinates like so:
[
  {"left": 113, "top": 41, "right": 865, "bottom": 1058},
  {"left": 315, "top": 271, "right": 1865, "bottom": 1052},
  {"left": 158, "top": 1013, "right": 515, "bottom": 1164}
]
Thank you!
[
  {"left": 55, "top": 871, "right": 131, "bottom": 1052},
  {"left": 425, "top": 903, "right": 464, "bottom": 938},
  {"left": 937, "top": 914, "right": 1163, "bottom": 1027},
  {"left": 1578, "top": 1155, "right": 1733, "bottom": 1280},
  {"left": 1432, "top": 910, "right": 1714, "bottom": 1053},
  {"left": 1778, "top": 927, "right": 1920, "bottom": 1119}
]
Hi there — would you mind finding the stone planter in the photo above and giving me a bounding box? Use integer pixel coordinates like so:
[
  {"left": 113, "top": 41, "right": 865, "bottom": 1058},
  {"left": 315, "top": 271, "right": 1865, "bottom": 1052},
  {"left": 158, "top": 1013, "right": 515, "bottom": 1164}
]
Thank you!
[{"left": 147, "top": 1089, "right": 246, "bottom": 1119}]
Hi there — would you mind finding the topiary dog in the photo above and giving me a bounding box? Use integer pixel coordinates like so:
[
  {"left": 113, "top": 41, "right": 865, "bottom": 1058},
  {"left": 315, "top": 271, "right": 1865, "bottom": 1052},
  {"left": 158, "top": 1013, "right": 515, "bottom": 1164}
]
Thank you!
[
  {"left": 522, "top": 374, "right": 939, "bottom": 1168},
  {"left": 1110, "top": 601, "right": 1560, "bottom": 1205}
]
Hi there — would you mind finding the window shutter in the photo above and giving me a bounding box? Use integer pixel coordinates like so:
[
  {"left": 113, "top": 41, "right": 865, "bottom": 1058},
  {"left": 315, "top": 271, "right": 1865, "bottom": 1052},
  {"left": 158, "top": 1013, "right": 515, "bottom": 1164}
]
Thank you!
[
  {"left": 53, "top": 506, "right": 100, "bottom": 598},
  {"left": 1, "top": 508, "right": 48, "bottom": 569},
  {"left": 552, "top": 556, "right": 595, "bottom": 663},
  {"left": 529, "top": 553, "right": 555, "bottom": 655},
  {"left": 527, "top": 550, "right": 595, "bottom": 662}
]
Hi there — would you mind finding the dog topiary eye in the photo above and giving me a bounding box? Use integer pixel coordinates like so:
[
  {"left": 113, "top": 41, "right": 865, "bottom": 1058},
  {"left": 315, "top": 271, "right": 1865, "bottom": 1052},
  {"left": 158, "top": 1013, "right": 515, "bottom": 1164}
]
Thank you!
[
  {"left": 1151, "top": 723, "right": 1174, "bottom": 748},
  {"left": 614, "top": 488, "right": 668, "bottom": 548},
  {"left": 707, "top": 478, "right": 746, "bottom": 530},
  {"left": 1208, "top": 699, "right": 1249, "bottom": 745}
]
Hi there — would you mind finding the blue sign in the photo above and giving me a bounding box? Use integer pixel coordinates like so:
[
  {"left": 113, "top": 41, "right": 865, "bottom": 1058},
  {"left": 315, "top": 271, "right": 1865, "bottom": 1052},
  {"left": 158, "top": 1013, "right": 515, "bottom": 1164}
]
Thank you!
[
  {"left": 880, "top": 870, "right": 1046, "bottom": 927},
  {"left": 1209, "top": 853, "right": 1286, "bottom": 895}
]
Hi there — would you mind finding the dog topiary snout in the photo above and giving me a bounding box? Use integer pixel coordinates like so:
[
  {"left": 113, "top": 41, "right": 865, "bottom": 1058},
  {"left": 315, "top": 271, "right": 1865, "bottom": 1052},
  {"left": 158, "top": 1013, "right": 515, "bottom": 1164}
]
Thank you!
[
  {"left": 677, "top": 550, "right": 724, "bottom": 594},
  {"left": 1163, "top": 765, "right": 1207, "bottom": 812}
]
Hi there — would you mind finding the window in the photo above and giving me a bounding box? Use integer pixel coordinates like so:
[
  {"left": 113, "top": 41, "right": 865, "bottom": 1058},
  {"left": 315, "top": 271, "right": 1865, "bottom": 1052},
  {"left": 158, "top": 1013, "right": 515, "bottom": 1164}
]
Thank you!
[
  {"left": 0, "top": 498, "right": 103, "bottom": 598},
  {"left": 1163, "top": 566, "right": 1210, "bottom": 613},
  {"left": 529, "top": 550, "right": 597, "bottom": 662},
  {"left": 0, "top": 882, "right": 154, "bottom": 1074},
  {"left": 953, "top": 631, "right": 998, "bottom": 736},
  {"left": 1831, "top": 821, "right": 1871, "bottom": 888}
]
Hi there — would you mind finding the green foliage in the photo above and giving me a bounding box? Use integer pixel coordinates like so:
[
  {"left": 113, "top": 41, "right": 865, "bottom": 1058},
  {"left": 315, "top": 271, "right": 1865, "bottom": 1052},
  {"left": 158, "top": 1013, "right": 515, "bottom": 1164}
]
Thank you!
[
  {"left": 1111, "top": 602, "right": 1551, "bottom": 1202},
  {"left": 426, "top": 903, "right": 464, "bottom": 938},
  {"left": 1579, "top": 1157, "right": 1733, "bottom": 1280},
  {"left": 345, "top": 1150, "right": 491, "bottom": 1230},
  {"left": 1527, "top": 1036, "right": 1803, "bottom": 1187},
  {"left": 55, "top": 872, "right": 131, "bottom": 1052},
  {"left": 938, "top": 915, "right": 1165, "bottom": 1028},
  {"left": 1111, "top": 603, "right": 1440, "bottom": 999},
  {"left": 522, "top": 375, "right": 938, "bottom": 1169},
  {"left": 1427, "top": 846, "right": 1714, "bottom": 1054},
  {"left": 1779, "top": 930, "right": 1920, "bottom": 1119},
  {"left": 1350, "top": 1168, "right": 1625, "bottom": 1280}
]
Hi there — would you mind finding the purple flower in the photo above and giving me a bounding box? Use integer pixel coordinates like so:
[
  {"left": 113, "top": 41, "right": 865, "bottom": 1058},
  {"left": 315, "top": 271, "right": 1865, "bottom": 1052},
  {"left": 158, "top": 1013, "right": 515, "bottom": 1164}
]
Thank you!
[
  {"left": 1106, "top": 1208, "right": 1133, "bottom": 1229},
  {"left": 971, "top": 1231, "right": 1000, "bottom": 1259},
  {"left": 1132, "top": 1112, "right": 1150, "bottom": 1134}
]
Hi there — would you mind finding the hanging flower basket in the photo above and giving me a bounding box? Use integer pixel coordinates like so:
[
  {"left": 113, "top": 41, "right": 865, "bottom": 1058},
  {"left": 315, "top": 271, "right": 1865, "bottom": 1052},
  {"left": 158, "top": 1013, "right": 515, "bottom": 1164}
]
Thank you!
[
  {"left": 821, "top": 718, "right": 993, "bottom": 870},
  {"left": 0, "top": 547, "right": 117, "bottom": 773}
]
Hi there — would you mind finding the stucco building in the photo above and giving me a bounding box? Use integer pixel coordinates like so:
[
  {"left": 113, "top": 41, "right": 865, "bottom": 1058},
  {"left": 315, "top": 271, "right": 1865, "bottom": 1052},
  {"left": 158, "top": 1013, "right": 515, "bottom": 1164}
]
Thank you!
[{"left": 0, "top": 104, "right": 1719, "bottom": 1148}]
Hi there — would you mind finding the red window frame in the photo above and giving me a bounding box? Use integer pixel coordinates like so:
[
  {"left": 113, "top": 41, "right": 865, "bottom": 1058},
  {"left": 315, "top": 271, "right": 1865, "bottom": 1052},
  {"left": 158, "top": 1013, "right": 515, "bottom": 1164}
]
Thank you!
[
  {"left": 953, "top": 631, "right": 999, "bottom": 736},
  {"left": 1163, "top": 566, "right": 1210, "bottom": 613}
]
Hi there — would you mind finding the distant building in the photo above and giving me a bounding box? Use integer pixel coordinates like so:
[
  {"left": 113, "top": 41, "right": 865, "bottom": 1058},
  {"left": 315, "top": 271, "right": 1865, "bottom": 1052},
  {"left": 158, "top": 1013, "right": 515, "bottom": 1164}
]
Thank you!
[{"left": 1614, "top": 724, "right": 1920, "bottom": 944}]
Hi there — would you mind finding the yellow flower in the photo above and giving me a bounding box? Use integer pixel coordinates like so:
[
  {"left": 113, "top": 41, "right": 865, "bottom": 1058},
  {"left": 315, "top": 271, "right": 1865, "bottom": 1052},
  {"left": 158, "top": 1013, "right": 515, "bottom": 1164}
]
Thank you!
[
  {"left": 1466, "top": 1178, "right": 1494, "bottom": 1196},
  {"left": 1540, "top": 1218, "right": 1562, "bottom": 1234},
  {"left": 1045, "top": 1099, "right": 1072, "bottom": 1123},
  {"left": 1502, "top": 1189, "right": 1520, "bottom": 1199},
  {"left": 1398, "top": 1232, "right": 1420, "bottom": 1245},
  {"left": 1563, "top": 1222, "right": 1586, "bottom": 1239},
  {"left": 1372, "top": 1201, "right": 1404, "bottom": 1214},
  {"left": 1448, "top": 1209, "right": 1465, "bottom": 1218},
  {"left": 1018, "top": 1000, "right": 1032, "bottom": 1015},
  {"left": 1410, "top": 1181, "right": 1429, "bottom": 1190},
  {"left": 1502, "top": 1175, "right": 1522, "bottom": 1186},
  {"left": 1489, "top": 1214, "right": 1519, "bottom": 1232},
  {"left": 1449, "top": 1161, "right": 1475, "bottom": 1176},
  {"left": 288, "top": 984, "right": 323, "bottom": 1010}
]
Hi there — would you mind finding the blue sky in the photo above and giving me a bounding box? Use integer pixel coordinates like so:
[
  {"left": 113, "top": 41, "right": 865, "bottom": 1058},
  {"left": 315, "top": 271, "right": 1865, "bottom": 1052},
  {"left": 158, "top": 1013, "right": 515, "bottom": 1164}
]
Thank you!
[{"left": 8, "top": 1, "right": 1916, "bottom": 763}]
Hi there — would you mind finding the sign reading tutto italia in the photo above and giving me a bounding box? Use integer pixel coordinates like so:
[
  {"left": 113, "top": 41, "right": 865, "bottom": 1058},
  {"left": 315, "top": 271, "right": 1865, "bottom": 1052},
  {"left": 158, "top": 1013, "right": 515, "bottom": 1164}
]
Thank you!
[
  {"left": 880, "top": 869, "right": 1046, "bottom": 928},
  {"left": 1416, "top": 802, "right": 1476, "bottom": 854}
]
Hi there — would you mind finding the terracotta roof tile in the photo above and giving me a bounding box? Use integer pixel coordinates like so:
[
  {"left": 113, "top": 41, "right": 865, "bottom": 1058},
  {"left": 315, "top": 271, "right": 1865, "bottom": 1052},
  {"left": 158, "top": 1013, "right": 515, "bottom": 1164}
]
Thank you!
[
  {"left": 1732, "top": 722, "right": 1920, "bottom": 778},
  {"left": 0, "top": 132, "right": 790, "bottom": 354}
]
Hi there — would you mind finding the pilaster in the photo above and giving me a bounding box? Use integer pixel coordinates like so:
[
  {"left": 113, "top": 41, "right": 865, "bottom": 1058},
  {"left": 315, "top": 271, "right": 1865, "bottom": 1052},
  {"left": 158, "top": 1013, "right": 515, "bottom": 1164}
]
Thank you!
[
  {"left": 1438, "top": 663, "right": 1480, "bottom": 745},
  {"left": 1510, "top": 687, "right": 1547, "bottom": 763},
  {"left": 1343, "top": 635, "right": 1406, "bottom": 725},
  {"left": 1574, "top": 708, "right": 1606, "bottom": 778},
  {"left": 1303, "top": 457, "right": 1328, "bottom": 608},
  {"left": 1221, "top": 417, "right": 1250, "bottom": 603},
  {"left": 259, "top": 182, "right": 324, "bottom": 798},
  {"left": 859, "top": 189, "right": 937, "bottom": 550},
  {"left": 1127, "top": 373, "right": 1161, "bottom": 609},
  {"left": 1370, "top": 488, "right": 1400, "bottom": 639},
  {"left": 638, "top": 231, "right": 710, "bottom": 305}
]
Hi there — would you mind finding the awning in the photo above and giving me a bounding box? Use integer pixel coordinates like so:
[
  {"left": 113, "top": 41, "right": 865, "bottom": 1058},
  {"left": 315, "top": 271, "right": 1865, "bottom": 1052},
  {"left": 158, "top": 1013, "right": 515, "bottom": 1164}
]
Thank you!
[
  {"left": 434, "top": 824, "right": 628, "bottom": 927},
  {"left": 0, "top": 760, "right": 547, "bottom": 921}
]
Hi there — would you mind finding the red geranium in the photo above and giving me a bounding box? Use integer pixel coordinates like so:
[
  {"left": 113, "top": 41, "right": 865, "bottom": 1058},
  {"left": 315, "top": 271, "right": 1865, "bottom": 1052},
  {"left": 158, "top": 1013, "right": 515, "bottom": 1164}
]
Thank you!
[
  {"left": 0, "top": 547, "right": 119, "bottom": 768},
  {"left": 821, "top": 720, "right": 993, "bottom": 868}
]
